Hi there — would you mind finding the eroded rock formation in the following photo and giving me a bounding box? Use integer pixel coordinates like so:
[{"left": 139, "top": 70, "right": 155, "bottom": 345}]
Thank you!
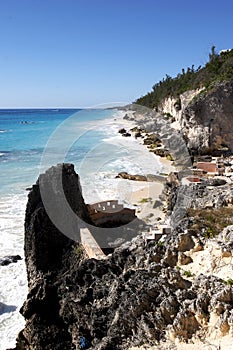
[
  {"left": 157, "top": 80, "right": 233, "bottom": 155},
  {"left": 14, "top": 164, "right": 233, "bottom": 349}
]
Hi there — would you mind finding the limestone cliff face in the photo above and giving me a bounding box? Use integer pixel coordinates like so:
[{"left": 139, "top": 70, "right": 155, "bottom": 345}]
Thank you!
[
  {"left": 157, "top": 88, "right": 203, "bottom": 128},
  {"left": 185, "top": 80, "right": 233, "bottom": 153},
  {"left": 157, "top": 80, "right": 233, "bottom": 154},
  {"left": 14, "top": 164, "right": 233, "bottom": 350}
]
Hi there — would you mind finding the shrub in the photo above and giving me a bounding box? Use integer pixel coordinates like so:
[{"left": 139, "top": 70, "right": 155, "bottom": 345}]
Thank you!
[
  {"left": 139, "top": 197, "right": 152, "bottom": 203},
  {"left": 223, "top": 278, "right": 233, "bottom": 286},
  {"left": 188, "top": 207, "right": 233, "bottom": 238},
  {"left": 74, "top": 244, "right": 83, "bottom": 258},
  {"left": 184, "top": 270, "right": 192, "bottom": 277}
]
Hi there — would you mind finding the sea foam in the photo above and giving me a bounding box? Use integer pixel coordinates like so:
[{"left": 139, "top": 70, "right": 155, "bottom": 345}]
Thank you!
[{"left": 0, "top": 193, "right": 27, "bottom": 350}]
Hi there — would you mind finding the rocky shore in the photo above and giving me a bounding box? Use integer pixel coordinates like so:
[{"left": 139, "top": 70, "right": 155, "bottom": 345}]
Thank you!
[
  {"left": 12, "top": 160, "right": 233, "bottom": 350},
  {"left": 11, "top": 81, "right": 233, "bottom": 350}
]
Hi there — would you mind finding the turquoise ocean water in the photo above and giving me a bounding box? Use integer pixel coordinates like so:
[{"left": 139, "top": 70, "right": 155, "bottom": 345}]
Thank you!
[
  {"left": 0, "top": 108, "right": 162, "bottom": 349},
  {"left": 0, "top": 108, "right": 118, "bottom": 194}
]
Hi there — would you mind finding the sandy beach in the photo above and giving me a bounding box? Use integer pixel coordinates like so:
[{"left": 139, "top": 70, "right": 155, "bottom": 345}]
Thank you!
[{"left": 116, "top": 110, "right": 175, "bottom": 224}]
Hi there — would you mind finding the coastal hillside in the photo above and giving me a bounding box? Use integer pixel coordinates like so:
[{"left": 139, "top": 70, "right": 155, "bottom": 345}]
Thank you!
[
  {"left": 135, "top": 47, "right": 233, "bottom": 109},
  {"left": 134, "top": 48, "right": 233, "bottom": 155}
]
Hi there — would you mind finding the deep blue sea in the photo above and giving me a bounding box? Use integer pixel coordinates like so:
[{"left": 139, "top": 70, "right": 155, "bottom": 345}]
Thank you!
[{"left": 0, "top": 108, "right": 162, "bottom": 349}]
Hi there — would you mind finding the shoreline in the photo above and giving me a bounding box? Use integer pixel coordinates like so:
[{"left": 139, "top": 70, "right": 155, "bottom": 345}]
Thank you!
[
  {"left": 0, "top": 107, "right": 175, "bottom": 349},
  {"left": 112, "top": 110, "right": 175, "bottom": 224}
]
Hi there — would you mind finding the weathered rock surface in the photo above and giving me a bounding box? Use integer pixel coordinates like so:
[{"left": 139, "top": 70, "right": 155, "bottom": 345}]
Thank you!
[
  {"left": 24, "top": 163, "right": 91, "bottom": 286},
  {"left": 160, "top": 170, "right": 233, "bottom": 229},
  {"left": 132, "top": 80, "right": 233, "bottom": 156},
  {"left": 184, "top": 80, "right": 233, "bottom": 153},
  {"left": 157, "top": 80, "right": 233, "bottom": 155},
  {"left": 14, "top": 164, "right": 233, "bottom": 350}
]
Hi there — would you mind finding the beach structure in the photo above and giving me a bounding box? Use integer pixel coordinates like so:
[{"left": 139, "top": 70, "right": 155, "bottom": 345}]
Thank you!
[
  {"left": 142, "top": 228, "right": 162, "bottom": 241},
  {"left": 88, "top": 200, "right": 124, "bottom": 213},
  {"left": 196, "top": 161, "right": 217, "bottom": 175},
  {"left": 80, "top": 200, "right": 136, "bottom": 259},
  {"left": 182, "top": 176, "right": 202, "bottom": 185},
  {"left": 87, "top": 200, "right": 136, "bottom": 227},
  {"left": 80, "top": 228, "right": 107, "bottom": 260},
  {"left": 142, "top": 224, "right": 171, "bottom": 242},
  {"left": 196, "top": 158, "right": 226, "bottom": 176}
]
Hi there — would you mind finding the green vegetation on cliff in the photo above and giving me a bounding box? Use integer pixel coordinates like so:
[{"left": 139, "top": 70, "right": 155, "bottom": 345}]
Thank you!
[
  {"left": 135, "top": 47, "right": 233, "bottom": 109},
  {"left": 188, "top": 207, "right": 233, "bottom": 238}
]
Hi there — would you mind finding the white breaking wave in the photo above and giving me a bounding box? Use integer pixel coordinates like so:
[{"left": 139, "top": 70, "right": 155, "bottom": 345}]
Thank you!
[{"left": 0, "top": 193, "right": 28, "bottom": 350}]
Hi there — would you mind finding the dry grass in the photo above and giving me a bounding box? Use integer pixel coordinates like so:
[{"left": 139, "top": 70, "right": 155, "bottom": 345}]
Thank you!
[{"left": 188, "top": 207, "right": 233, "bottom": 238}]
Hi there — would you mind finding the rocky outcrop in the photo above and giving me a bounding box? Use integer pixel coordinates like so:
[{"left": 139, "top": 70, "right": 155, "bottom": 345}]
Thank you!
[
  {"left": 0, "top": 255, "right": 22, "bottom": 266},
  {"left": 117, "top": 172, "right": 147, "bottom": 181},
  {"left": 157, "top": 88, "right": 203, "bottom": 128},
  {"left": 14, "top": 164, "right": 233, "bottom": 350},
  {"left": 24, "top": 163, "right": 91, "bottom": 285},
  {"left": 157, "top": 80, "right": 233, "bottom": 155},
  {"left": 184, "top": 80, "right": 233, "bottom": 153},
  {"left": 129, "top": 107, "right": 193, "bottom": 172},
  {"left": 15, "top": 223, "right": 233, "bottom": 349}
]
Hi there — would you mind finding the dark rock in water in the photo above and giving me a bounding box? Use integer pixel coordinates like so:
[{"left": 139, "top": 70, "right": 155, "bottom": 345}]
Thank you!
[
  {"left": 0, "top": 302, "right": 17, "bottom": 315},
  {"left": 118, "top": 128, "right": 131, "bottom": 137},
  {"left": 0, "top": 255, "right": 22, "bottom": 266},
  {"left": 117, "top": 171, "right": 147, "bottom": 181},
  {"left": 118, "top": 128, "right": 126, "bottom": 134},
  {"left": 16, "top": 221, "right": 232, "bottom": 349},
  {"left": 121, "top": 132, "right": 131, "bottom": 137},
  {"left": 134, "top": 131, "right": 142, "bottom": 138}
]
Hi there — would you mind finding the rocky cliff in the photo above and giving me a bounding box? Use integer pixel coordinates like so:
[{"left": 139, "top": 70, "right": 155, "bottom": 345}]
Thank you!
[
  {"left": 157, "top": 80, "right": 233, "bottom": 155},
  {"left": 13, "top": 164, "right": 233, "bottom": 350}
]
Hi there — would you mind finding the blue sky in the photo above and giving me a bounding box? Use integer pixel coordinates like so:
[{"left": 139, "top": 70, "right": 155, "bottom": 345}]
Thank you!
[{"left": 0, "top": 0, "right": 232, "bottom": 108}]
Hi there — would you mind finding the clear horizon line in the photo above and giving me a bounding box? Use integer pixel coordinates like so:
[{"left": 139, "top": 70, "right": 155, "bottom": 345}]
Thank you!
[{"left": 0, "top": 103, "right": 129, "bottom": 110}]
